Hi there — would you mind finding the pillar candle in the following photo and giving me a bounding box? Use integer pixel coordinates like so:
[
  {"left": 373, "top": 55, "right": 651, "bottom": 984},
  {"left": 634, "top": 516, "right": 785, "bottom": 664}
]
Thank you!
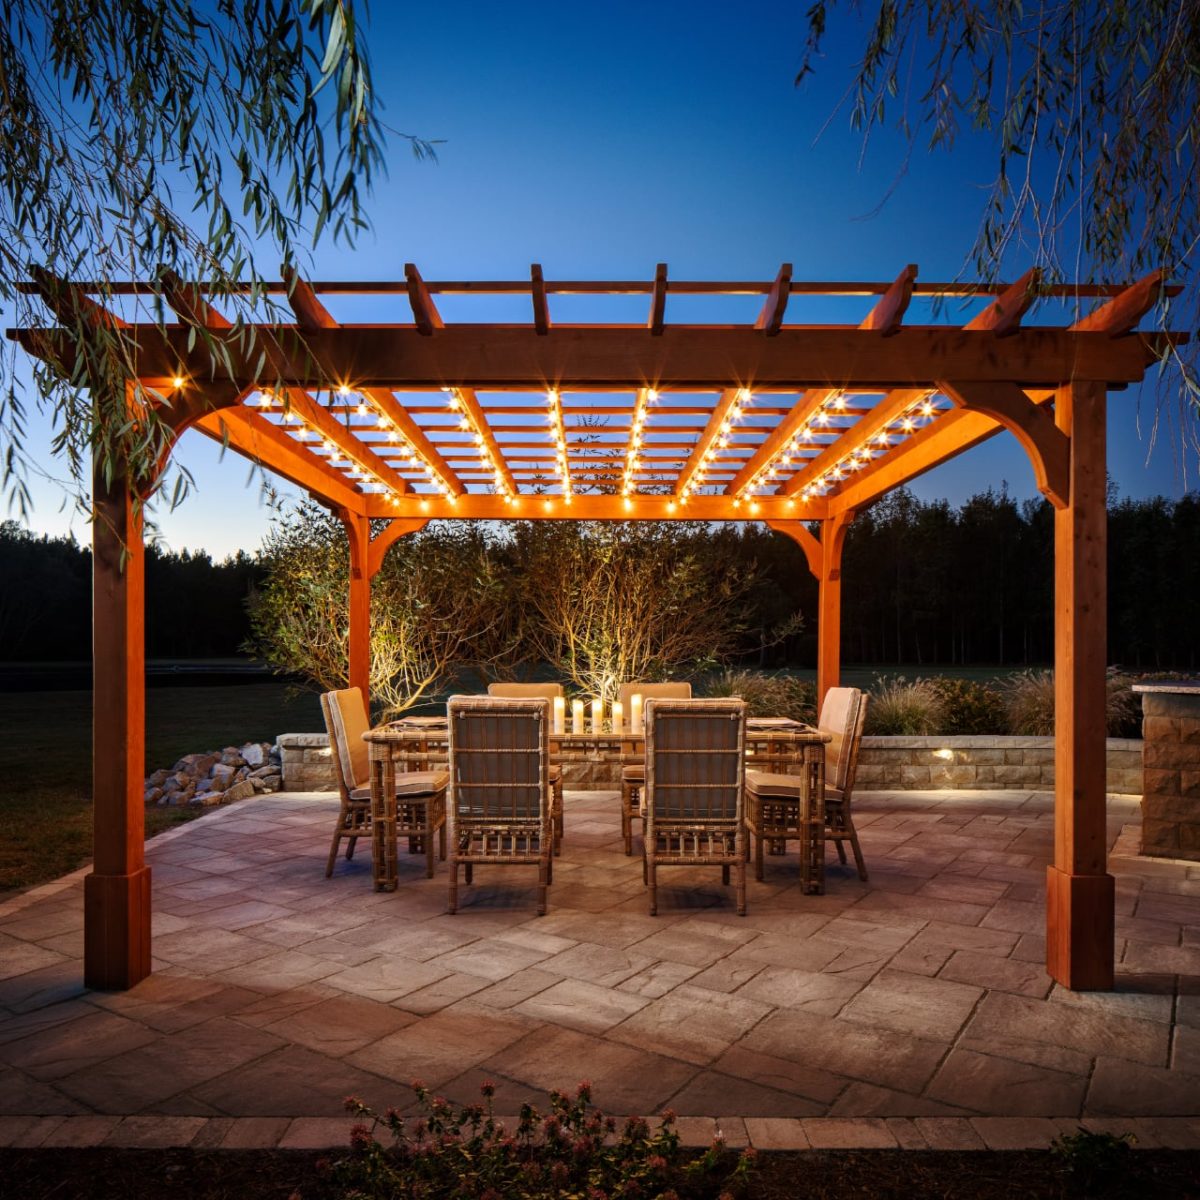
[
  {"left": 572, "top": 699, "right": 585, "bottom": 735},
  {"left": 591, "top": 696, "right": 603, "bottom": 735},
  {"left": 631, "top": 693, "right": 644, "bottom": 734},
  {"left": 611, "top": 700, "right": 624, "bottom": 732},
  {"left": 552, "top": 696, "right": 565, "bottom": 734}
]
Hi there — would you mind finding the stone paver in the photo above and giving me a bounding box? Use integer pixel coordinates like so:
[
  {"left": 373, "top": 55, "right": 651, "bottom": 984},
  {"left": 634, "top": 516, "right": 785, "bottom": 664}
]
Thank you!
[{"left": 0, "top": 787, "right": 1197, "bottom": 1147}]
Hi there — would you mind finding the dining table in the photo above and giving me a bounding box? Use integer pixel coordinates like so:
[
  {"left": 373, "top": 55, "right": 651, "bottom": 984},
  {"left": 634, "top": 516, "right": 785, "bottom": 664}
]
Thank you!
[{"left": 363, "top": 713, "right": 831, "bottom": 890}]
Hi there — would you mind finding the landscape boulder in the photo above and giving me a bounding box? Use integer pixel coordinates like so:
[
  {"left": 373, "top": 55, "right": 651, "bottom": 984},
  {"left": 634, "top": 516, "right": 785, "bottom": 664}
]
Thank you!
[
  {"left": 222, "top": 779, "right": 256, "bottom": 803},
  {"left": 174, "top": 753, "right": 219, "bottom": 777},
  {"left": 241, "top": 742, "right": 266, "bottom": 768},
  {"left": 209, "top": 762, "right": 237, "bottom": 787}
]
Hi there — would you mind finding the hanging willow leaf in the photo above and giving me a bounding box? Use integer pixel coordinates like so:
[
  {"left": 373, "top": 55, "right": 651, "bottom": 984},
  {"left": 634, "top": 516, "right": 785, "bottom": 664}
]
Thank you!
[
  {"left": 0, "top": 1, "right": 436, "bottom": 527},
  {"left": 797, "top": 0, "right": 1200, "bottom": 445}
]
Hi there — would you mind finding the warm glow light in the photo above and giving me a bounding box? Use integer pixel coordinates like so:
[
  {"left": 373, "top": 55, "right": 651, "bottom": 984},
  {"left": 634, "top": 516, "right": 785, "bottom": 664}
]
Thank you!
[{"left": 172, "top": 376, "right": 185, "bottom": 390}]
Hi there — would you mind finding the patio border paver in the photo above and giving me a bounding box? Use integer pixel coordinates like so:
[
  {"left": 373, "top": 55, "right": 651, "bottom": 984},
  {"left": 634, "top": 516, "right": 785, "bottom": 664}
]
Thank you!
[{"left": 3, "top": 1113, "right": 1200, "bottom": 1150}]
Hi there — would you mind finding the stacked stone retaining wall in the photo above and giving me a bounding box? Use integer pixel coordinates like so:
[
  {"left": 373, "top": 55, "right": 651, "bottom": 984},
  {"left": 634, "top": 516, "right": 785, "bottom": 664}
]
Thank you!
[
  {"left": 856, "top": 736, "right": 1142, "bottom": 794},
  {"left": 279, "top": 731, "right": 1143, "bottom": 795}
]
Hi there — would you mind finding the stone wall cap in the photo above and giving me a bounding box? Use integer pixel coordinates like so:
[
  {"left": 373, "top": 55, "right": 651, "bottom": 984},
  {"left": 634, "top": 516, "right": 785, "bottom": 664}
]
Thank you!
[
  {"left": 278, "top": 732, "right": 330, "bottom": 748},
  {"left": 1132, "top": 681, "right": 1200, "bottom": 695},
  {"left": 861, "top": 734, "right": 1140, "bottom": 750}
]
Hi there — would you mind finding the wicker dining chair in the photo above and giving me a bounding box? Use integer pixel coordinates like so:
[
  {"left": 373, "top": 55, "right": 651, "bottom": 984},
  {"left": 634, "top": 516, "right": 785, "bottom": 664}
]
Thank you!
[
  {"left": 744, "top": 748, "right": 827, "bottom": 894},
  {"left": 447, "top": 695, "right": 554, "bottom": 916},
  {"left": 617, "top": 681, "right": 693, "bottom": 855},
  {"left": 643, "top": 698, "right": 747, "bottom": 916},
  {"left": 819, "top": 686, "right": 870, "bottom": 880},
  {"left": 744, "top": 687, "right": 869, "bottom": 889},
  {"left": 320, "top": 688, "right": 448, "bottom": 883},
  {"left": 487, "top": 683, "right": 565, "bottom": 853}
]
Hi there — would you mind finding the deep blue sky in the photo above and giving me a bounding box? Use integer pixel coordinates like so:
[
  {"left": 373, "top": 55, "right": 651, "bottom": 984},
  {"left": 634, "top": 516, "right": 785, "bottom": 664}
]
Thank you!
[{"left": 15, "top": 0, "right": 1190, "bottom": 557}]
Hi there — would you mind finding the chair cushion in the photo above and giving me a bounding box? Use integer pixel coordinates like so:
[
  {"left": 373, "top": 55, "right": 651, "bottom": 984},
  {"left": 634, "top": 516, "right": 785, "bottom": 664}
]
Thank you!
[
  {"left": 488, "top": 682, "right": 564, "bottom": 699},
  {"left": 818, "top": 687, "right": 864, "bottom": 792},
  {"left": 622, "top": 764, "right": 644, "bottom": 783},
  {"left": 324, "top": 687, "right": 370, "bottom": 791},
  {"left": 744, "top": 769, "right": 803, "bottom": 797},
  {"left": 549, "top": 764, "right": 562, "bottom": 783},
  {"left": 617, "top": 681, "right": 692, "bottom": 709},
  {"left": 349, "top": 769, "right": 448, "bottom": 801}
]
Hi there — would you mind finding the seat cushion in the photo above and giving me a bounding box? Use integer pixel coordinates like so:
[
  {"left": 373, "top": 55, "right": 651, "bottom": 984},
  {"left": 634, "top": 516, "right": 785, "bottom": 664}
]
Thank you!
[
  {"left": 349, "top": 769, "right": 449, "bottom": 801},
  {"left": 549, "top": 764, "right": 562, "bottom": 783},
  {"left": 745, "top": 769, "right": 804, "bottom": 797},
  {"left": 621, "top": 764, "right": 644, "bottom": 783}
]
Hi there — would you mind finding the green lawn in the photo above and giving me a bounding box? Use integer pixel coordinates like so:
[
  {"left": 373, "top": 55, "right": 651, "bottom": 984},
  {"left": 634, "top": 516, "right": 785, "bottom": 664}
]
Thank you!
[{"left": 0, "top": 683, "right": 322, "bottom": 894}]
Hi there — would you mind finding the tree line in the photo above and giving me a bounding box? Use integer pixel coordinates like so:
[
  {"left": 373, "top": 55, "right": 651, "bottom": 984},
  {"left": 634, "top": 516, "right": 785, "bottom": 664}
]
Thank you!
[
  {"left": 2, "top": 487, "right": 1197, "bottom": 671},
  {"left": 0, "top": 521, "right": 258, "bottom": 661}
]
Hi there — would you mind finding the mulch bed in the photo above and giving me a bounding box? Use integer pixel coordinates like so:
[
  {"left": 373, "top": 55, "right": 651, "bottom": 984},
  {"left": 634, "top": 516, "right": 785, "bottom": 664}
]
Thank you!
[{"left": 2, "top": 1147, "right": 1199, "bottom": 1199}]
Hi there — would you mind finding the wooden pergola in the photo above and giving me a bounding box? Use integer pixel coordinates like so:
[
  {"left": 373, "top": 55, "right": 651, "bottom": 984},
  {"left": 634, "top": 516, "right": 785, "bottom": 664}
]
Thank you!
[{"left": 9, "top": 263, "right": 1181, "bottom": 996}]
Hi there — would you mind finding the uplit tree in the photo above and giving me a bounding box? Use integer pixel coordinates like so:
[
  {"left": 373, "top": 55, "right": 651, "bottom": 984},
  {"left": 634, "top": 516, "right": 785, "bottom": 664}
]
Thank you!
[
  {"left": 247, "top": 504, "right": 516, "bottom": 716},
  {"left": 0, "top": 1, "right": 430, "bottom": 517},
  {"left": 505, "top": 520, "right": 786, "bottom": 703}
]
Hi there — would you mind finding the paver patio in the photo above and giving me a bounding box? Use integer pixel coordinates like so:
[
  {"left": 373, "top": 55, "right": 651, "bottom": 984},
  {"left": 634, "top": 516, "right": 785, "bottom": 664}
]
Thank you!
[{"left": 2, "top": 788, "right": 1199, "bottom": 1150}]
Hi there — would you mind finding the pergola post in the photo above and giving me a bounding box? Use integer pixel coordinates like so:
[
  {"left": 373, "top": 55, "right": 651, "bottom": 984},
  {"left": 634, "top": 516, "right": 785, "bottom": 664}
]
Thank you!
[
  {"left": 817, "top": 514, "right": 851, "bottom": 711},
  {"left": 1047, "top": 381, "right": 1114, "bottom": 990},
  {"left": 85, "top": 459, "right": 151, "bottom": 990},
  {"left": 339, "top": 510, "right": 372, "bottom": 707}
]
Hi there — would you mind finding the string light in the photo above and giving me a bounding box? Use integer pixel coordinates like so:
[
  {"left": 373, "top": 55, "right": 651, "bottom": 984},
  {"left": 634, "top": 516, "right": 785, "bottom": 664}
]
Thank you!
[
  {"left": 546, "top": 388, "right": 571, "bottom": 499},
  {"left": 621, "top": 387, "right": 653, "bottom": 496},
  {"left": 447, "top": 387, "right": 510, "bottom": 499},
  {"left": 254, "top": 387, "right": 458, "bottom": 500}
]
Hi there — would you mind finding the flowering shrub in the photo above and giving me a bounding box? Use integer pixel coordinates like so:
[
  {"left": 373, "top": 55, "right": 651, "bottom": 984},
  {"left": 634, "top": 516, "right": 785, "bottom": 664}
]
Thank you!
[{"left": 325, "top": 1081, "right": 756, "bottom": 1200}]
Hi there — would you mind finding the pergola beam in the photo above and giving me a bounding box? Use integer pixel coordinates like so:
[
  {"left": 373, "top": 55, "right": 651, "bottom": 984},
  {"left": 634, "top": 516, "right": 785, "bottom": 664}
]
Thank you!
[
  {"left": 530, "top": 264, "right": 550, "bottom": 335},
  {"left": 755, "top": 263, "right": 792, "bottom": 335},
  {"left": 357, "top": 490, "right": 828, "bottom": 522},
  {"left": 405, "top": 263, "right": 444, "bottom": 335},
  {"left": 648, "top": 264, "right": 667, "bottom": 335},
  {"left": 192, "top": 408, "right": 367, "bottom": 514},
  {"left": 11, "top": 325, "right": 1171, "bottom": 391}
]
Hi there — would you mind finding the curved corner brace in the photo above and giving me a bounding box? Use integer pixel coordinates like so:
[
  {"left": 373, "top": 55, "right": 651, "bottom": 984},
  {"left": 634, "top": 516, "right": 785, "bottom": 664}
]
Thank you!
[
  {"left": 367, "top": 518, "right": 430, "bottom": 578},
  {"left": 765, "top": 519, "right": 823, "bottom": 580},
  {"left": 823, "top": 509, "right": 855, "bottom": 582},
  {"left": 939, "top": 380, "right": 1069, "bottom": 509}
]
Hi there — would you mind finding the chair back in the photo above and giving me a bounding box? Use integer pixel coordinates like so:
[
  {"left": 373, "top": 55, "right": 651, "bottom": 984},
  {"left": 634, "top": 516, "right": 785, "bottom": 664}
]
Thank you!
[
  {"left": 487, "top": 682, "right": 564, "bottom": 700},
  {"left": 320, "top": 687, "right": 370, "bottom": 796},
  {"left": 818, "top": 687, "right": 868, "bottom": 793},
  {"left": 448, "top": 696, "right": 549, "bottom": 822},
  {"left": 617, "top": 680, "right": 692, "bottom": 709},
  {"left": 645, "top": 698, "right": 745, "bottom": 825}
]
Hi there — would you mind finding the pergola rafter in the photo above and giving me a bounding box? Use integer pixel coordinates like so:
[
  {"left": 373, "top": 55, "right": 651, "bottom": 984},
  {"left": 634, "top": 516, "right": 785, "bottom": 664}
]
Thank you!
[{"left": 7, "top": 263, "right": 1184, "bottom": 1001}]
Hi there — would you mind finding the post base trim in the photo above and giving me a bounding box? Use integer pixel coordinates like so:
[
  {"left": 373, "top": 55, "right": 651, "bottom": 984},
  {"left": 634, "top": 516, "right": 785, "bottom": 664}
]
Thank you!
[
  {"left": 1045, "top": 865, "right": 1114, "bottom": 991},
  {"left": 84, "top": 867, "right": 152, "bottom": 991}
]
